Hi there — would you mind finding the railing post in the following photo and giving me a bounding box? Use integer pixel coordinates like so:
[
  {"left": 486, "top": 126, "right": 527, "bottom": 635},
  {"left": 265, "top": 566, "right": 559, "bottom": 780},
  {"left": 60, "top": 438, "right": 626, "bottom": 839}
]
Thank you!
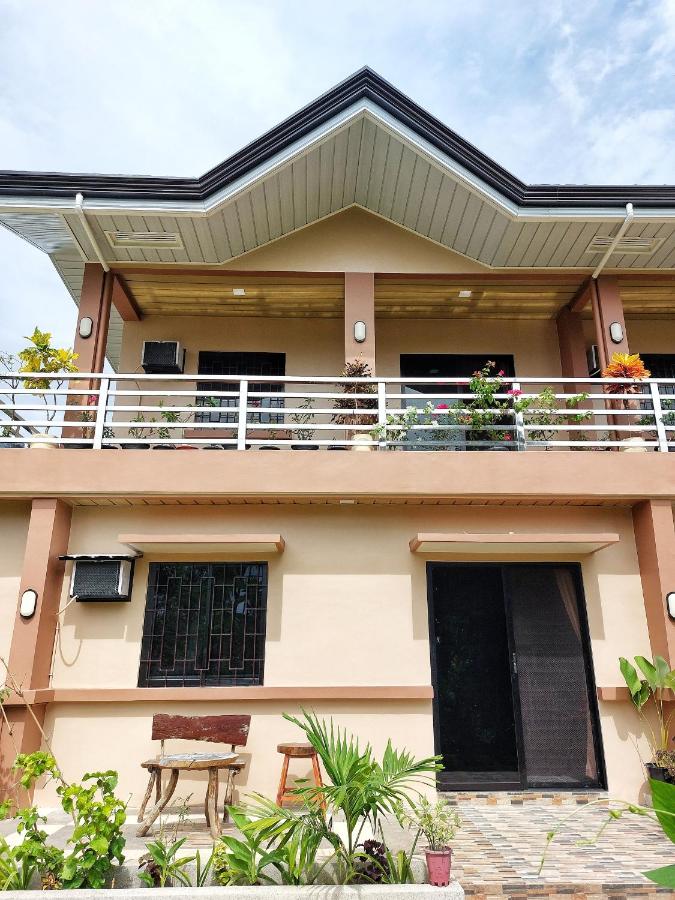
[
  {"left": 511, "top": 381, "right": 526, "bottom": 451},
  {"left": 237, "top": 380, "right": 249, "bottom": 450},
  {"left": 377, "top": 381, "right": 387, "bottom": 450},
  {"left": 92, "top": 377, "right": 109, "bottom": 449},
  {"left": 650, "top": 381, "right": 669, "bottom": 453}
]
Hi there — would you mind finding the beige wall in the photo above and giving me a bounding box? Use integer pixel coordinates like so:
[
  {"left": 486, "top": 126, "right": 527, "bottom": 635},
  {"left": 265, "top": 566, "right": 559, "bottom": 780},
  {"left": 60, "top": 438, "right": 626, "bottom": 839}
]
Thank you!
[
  {"left": 377, "top": 318, "right": 562, "bottom": 378},
  {"left": 0, "top": 501, "right": 30, "bottom": 669},
  {"left": 628, "top": 319, "right": 675, "bottom": 356},
  {"left": 30, "top": 502, "right": 653, "bottom": 802},
  {"left": 118, "top": 310, "right": 563, "bottom": 382},
  {"left": 220, "top": 207, "right": 488, "bottom": 273}
]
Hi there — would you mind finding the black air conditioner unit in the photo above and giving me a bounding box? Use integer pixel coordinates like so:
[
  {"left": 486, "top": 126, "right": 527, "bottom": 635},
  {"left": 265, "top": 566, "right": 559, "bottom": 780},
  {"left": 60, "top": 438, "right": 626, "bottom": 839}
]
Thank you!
[
  {"left": 141, "top": 341, "right": 185, "bottom": 374},
  {"left": 587, "top": 344, "right": 600, "bottom": 377},
  {"left": 59, "top": 554, "right": 139, "bottom": 601}
]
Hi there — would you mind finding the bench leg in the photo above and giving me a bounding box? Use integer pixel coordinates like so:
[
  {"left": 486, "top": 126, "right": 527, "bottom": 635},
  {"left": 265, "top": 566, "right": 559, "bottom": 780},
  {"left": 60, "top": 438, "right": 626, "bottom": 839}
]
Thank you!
[
  {"left": 136, "top": 768, "right": 179, "bottom": 837},
  {"left": 206, "top": 768, "right": 220, "bottom": 841},
  {"left": 311, "top": 753, "right": 327, "bottom": 813},
  {"left": 222, "top": 768, "right": 236, "bottom": 823},
  {"left": 137, "top": 768, "right": 157, "bottom": 823}
]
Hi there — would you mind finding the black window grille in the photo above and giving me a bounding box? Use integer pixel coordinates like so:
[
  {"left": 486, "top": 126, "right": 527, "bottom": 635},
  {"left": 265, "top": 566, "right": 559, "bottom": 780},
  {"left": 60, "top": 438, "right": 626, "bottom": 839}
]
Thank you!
[
  {"left": 196, "top": 351, "right": 286, "bottom": 425},
  {"left": 138, "top": 562, "right": 268, "bottom": 687}
]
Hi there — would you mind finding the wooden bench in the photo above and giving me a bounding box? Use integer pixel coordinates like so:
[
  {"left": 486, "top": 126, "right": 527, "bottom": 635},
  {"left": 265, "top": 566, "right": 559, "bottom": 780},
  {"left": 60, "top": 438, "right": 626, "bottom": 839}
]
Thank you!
[{"left": 136, "top": 713, "right": 250, "bottom": 840}]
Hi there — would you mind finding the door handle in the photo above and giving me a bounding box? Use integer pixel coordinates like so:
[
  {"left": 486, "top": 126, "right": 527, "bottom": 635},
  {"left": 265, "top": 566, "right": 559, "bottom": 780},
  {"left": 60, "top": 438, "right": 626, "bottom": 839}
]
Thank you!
[{"left": 512, "top": 652, "right": 518, "bottom": 675}]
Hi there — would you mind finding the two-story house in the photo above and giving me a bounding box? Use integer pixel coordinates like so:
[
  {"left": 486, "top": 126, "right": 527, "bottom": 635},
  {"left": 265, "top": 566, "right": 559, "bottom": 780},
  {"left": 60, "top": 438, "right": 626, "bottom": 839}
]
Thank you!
[{"left": 1, "top": 68, "right": 674, "bottom": 807}]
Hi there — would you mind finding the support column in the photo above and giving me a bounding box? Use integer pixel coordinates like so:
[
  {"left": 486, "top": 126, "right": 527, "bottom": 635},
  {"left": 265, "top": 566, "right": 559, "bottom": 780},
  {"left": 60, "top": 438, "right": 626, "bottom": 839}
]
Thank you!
[
  {"left": 0, "top": 499, "right": 71, "bottom": 793},
  {"left": 556, "top": 306, "right": 588, "bottom": 379},
  {"left": 633, "top": 499, "right": 675, "bottom": 663},
  {"left": 74, "top": 263, "right": 112, "bottom": 374},
  {"left": 591, "top": 276, "right": 629, "bottom": 369},
  {"left": 344, "top": 273, "right": 375, "bottom": 372}
]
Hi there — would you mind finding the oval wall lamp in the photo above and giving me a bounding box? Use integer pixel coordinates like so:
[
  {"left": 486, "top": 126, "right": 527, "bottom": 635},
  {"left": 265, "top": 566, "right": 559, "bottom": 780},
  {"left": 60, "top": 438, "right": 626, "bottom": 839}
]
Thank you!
[
  {"left": 609, "top": 322, "right": 624, "bottom": 344},
  {"left": 354, "top": 321, "right": 367, "bottom": 343},
  {"left": 19, "top": 589, "right": 38, "bottom": 619},
  {"left": 78, "top": 316, "right": 94, "bottom": 339},
  {"left": 667, "top": 592, "right": 675, "bottom": 620}
]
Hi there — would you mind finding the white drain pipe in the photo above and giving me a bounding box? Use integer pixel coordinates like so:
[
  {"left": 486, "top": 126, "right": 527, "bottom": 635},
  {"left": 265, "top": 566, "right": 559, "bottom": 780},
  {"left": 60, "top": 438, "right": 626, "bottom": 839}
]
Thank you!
[
  {"left": 75, "top": 192, "right": 109, "bottom": 271},
  {"left": 592, "top": 202, "right": 634, "bottom": 279}
]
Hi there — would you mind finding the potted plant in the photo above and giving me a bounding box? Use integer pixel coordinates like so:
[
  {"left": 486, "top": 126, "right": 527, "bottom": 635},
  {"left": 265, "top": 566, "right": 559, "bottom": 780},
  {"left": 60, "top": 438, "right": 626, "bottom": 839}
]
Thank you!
[
  {"left": 512, "top": 386, "right": 590, "bottom": 449},
  {"left": 290, "top": 397, "right": 319, "bottom": 449},
  {"left": 458, "top": 361, "right": 514, "bottom": 449},
  {"left": 371, "top": 401, "right": 459, "bottom": 450},
  {"left": 10, "top": 329, "right": 78, "bottom": 449},
  {"left": 399, "top": 796, "right": 461, "bottom": 886},
  {"left": 602, "top": 353, "right": 651, "bottom": 451},
  {"left": 331, "top": 358, "right": 377, "bottom": 450},
  {"left": 620, "top": 654, "right": 675, "bottom": 782}
]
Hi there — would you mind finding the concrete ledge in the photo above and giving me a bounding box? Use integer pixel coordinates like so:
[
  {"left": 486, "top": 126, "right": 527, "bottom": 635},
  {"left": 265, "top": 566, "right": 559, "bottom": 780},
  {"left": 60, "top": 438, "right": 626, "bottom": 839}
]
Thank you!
[{"left": 11, "top": 885, "right": 464, "bottom": 899}]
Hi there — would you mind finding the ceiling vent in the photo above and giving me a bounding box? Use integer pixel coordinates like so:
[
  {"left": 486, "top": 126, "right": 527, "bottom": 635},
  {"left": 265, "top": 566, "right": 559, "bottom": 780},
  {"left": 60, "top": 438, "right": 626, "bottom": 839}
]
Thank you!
[
  {"left": 585, "top": 235, "right": 664, "bottom": 255},
  {"left": 105, "top": 230, "right": 183, "bottom": 249}
]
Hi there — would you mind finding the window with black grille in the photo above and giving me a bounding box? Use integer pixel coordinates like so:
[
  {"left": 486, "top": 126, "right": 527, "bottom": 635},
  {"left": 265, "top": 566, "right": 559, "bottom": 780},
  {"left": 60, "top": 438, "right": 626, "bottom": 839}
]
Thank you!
[
  {"left": 196, "top": 351, "right": 286, "bottom": 425},
  {"left": 138, "top": 562, "right": 268, "bottom": 687}
]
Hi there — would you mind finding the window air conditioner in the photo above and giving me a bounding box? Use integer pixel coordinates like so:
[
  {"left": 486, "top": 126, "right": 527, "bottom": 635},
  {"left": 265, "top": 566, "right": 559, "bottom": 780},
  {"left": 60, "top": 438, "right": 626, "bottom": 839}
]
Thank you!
[
  {"left": 59, "top": 555, "right": 138, "bottom": 601},
  {"left": 141, "top": 341, "right": 185, "bottom": 374}
]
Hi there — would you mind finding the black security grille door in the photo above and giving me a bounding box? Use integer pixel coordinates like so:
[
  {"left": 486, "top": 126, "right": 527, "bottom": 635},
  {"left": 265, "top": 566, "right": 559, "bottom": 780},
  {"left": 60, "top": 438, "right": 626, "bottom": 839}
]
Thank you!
[
  {"left": 430, "top": 565, "right": 520, "bottom": 788},
  {"left": 138, "top": 562, "right": 268, "bottom": 687},
  {"left": 504, "top": 566, "right": 600, "bottom": 788},
  {"left": 429, "top": 563, "right": 602, "bottom": 790}
]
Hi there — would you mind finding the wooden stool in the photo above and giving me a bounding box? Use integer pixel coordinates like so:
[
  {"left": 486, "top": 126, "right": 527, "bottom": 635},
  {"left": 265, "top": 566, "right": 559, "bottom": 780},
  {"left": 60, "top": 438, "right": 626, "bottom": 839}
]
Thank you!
[{"left": 276, "top": 742, "right": 325, "bottom": 809}]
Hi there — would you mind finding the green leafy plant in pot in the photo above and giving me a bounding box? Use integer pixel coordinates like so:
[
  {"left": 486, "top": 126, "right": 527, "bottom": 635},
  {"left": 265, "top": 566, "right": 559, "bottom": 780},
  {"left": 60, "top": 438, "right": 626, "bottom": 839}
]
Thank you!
[
  {"left": 398, "top": 796, "right": 461, "bottom": 886},
  {"left": 619, "top": 654, "right": 675, "bottom": 782}
]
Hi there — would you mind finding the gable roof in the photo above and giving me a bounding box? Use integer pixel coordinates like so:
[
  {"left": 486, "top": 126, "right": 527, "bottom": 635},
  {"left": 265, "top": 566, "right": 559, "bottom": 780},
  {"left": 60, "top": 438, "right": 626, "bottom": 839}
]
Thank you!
[{"left": 2, "top": 67, "right": 675, "bottom": 209}]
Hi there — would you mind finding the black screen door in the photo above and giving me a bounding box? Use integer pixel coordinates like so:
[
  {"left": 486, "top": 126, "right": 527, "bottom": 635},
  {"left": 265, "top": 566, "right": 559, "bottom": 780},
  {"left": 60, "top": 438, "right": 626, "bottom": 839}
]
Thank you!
[{"left": 428, "top": 562, "right": 603, "bottom": 790}]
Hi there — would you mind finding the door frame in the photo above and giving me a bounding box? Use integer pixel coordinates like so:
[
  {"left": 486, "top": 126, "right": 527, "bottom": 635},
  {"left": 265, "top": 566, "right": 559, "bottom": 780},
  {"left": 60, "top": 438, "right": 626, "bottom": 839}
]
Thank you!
[{"left": 426, "top": 561, "right": 607, "bottom": 791}]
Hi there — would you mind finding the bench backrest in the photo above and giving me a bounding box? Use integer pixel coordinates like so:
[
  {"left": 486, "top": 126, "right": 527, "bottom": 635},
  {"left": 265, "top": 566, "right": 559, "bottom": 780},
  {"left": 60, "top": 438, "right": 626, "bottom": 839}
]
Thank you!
[{"left": 151, "top": 714, "right": 251, "bottom": 749}]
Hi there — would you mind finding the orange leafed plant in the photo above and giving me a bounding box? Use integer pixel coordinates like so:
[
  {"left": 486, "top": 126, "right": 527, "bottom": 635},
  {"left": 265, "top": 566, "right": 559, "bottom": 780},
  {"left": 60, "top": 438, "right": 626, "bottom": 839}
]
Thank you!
[{"left": 602, "top": 353, "right": 651, "bottom": 394}]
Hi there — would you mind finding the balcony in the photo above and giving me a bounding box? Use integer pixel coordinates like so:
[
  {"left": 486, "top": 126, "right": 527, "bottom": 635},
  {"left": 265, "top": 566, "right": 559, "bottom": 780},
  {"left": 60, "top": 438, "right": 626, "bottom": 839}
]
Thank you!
[{"left": 1, "top": 372, "right": 674, "bottom": 452}]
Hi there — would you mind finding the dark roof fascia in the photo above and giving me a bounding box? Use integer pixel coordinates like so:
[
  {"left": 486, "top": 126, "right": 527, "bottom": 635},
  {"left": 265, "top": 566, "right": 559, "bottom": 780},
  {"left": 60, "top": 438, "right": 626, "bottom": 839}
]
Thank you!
[{"left": 1, "top": 67, "right": 675, "bottom": 209}]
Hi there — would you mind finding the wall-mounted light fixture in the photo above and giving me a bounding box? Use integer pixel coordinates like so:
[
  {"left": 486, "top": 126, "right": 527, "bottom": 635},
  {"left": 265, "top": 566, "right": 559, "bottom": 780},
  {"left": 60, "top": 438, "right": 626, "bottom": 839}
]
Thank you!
[
  {"left": 609, "top": 322, "right": 624, "bottom": 344},
  {"left": 78, "top": 316, "right": 93, "bottom": 339},
  {"left": 667, "top": 592, "right": 675, "bottom": 620},
  {"left": 19, "top": 589, "right": 38, "bottom": 619},
  {"left": 354, "top": 321, "right": 367, "bottom": 343}
]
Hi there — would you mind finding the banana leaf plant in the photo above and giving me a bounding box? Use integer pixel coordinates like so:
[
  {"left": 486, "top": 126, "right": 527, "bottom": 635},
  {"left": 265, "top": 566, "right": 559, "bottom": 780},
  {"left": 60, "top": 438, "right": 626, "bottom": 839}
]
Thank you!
[{"left": 619, "top": 655, "right": 675, "bottom": 764}]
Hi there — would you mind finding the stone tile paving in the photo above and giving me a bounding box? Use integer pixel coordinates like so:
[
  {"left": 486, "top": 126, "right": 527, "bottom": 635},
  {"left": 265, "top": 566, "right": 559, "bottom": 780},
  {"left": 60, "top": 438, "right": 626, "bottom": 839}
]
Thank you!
[{"left": 448, "top": 800, "right": 674, "bottom": 898}]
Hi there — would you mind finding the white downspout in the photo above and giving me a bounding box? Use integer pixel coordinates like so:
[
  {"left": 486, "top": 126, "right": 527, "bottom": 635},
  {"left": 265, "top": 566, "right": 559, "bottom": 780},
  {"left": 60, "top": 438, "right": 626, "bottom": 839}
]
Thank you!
[
  {"left": 75, "top": 192, "right": 109, "bottom": 271},
  {"left": 592, "top": 202, "right": 634, "bottom": 280}
]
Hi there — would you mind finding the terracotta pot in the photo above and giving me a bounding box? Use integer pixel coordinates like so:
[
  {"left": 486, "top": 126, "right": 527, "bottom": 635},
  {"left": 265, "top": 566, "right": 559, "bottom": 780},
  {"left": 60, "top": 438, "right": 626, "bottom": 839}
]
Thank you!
[{"left": 425, "top": 847, "right": 452, "bottom": 887}]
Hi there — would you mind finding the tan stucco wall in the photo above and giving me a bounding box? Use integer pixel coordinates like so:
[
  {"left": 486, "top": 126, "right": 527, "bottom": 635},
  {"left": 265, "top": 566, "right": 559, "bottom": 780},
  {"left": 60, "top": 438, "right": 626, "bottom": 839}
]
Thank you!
[
  {"left": 118, "top": 311, "right": 562, "bottom": 381},
  {"left": 628, "top": 318, "right": 675, "bottom": 355},
  {"left": 0, "top": 501, "right": 30, "bottom": 669},
  {"left": 220, "top": 207, "right": 488, "bottom": 273},
  {"left": 377, "top": 318, "right": 562, "bottom": 378},
  {"left": 30, "top": 502, "right": 653, "bottom": 803}
]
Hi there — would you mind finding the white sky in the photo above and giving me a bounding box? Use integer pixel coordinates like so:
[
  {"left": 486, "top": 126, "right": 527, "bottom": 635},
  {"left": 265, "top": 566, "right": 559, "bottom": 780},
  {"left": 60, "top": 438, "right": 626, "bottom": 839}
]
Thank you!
[{"left": 1, "top": 0, "right": 675, "bottom": 354}]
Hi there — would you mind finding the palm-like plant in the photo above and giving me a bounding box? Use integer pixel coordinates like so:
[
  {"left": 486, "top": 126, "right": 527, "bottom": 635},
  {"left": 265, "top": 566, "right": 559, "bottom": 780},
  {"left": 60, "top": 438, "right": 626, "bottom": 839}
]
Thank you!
[{"left": 240, "top": 711, "right": 440, "bottom": 883}]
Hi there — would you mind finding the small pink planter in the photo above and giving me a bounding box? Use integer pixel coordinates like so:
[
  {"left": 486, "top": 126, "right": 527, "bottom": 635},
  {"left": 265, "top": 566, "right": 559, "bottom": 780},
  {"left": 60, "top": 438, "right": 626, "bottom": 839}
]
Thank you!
[{"left": 425, "top": 847, "right": 452, "bottom": 887}]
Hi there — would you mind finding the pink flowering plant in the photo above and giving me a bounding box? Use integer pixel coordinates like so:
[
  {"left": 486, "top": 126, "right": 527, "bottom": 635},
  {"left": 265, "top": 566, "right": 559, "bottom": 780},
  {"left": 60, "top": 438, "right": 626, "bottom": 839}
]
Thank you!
[{"left": 458, "top": 361, "right": 514, "bottom": 444}]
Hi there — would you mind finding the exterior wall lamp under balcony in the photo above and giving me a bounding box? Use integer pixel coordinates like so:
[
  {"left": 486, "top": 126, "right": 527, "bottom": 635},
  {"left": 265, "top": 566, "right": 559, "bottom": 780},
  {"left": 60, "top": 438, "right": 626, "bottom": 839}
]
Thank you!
[
  {"left": 667, "top": 592, "right": 675, "bottom": 620},
  {"left": 78, "top": 316, "right": 94, "bottom": 339},
  {"left": 19, "top": 589, "right": 38, "bottom": 619},
  {"left": 354, "top": 321, "right": 367, "bottom": 343},
  {"left": 609, "top": 322, "right": 624, "bottom": 344}
]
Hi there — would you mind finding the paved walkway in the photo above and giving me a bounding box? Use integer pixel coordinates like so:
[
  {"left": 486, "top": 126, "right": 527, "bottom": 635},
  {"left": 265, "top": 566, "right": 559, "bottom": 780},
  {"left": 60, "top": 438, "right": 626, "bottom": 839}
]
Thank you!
[{"left": 2, "top": 797, "right": 673, "bottom": 897}]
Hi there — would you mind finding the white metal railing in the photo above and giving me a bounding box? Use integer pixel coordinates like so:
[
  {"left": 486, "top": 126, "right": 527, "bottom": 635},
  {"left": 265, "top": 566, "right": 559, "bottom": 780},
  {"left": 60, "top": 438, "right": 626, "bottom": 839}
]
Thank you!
[{"left": 0, "top": 372, "right": 674, "bottom": 452}]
